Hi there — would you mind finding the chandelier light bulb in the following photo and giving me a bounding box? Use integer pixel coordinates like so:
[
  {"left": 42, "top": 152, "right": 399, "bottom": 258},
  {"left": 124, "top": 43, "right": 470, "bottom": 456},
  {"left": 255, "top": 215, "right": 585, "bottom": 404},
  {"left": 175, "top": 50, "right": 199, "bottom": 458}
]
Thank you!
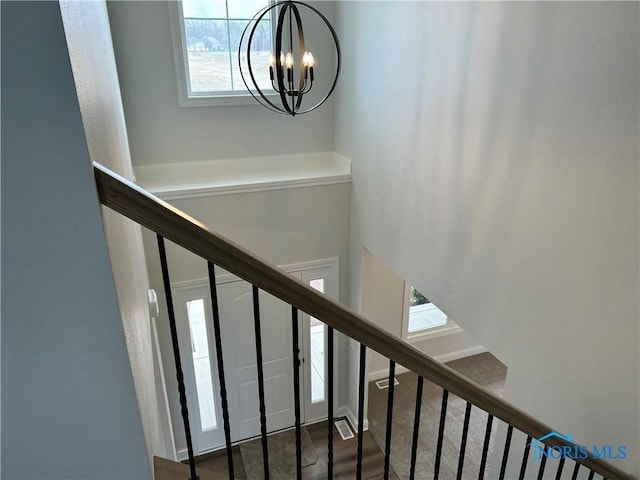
[
  {"left": 303, "top": 52, "right": 315, "bottom": 67},
  {"left": 285, "top": 52, "right": 294, "bottom": 69}
]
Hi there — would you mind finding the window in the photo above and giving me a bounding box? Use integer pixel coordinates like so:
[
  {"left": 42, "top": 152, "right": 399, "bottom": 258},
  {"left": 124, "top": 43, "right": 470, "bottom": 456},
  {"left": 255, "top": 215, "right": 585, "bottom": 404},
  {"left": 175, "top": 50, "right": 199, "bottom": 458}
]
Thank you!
[
  {"left": 170, "top": 0, "right": 274, "bottom": 106},
  {"left": 403, "top": 283, "right": 459, "bottom": 341},
  {"left": 308, "top": 278, "right": 326, "bottom": 404},
  {"left": 186, "top": 298, "right": 218, "bottom": 431}
]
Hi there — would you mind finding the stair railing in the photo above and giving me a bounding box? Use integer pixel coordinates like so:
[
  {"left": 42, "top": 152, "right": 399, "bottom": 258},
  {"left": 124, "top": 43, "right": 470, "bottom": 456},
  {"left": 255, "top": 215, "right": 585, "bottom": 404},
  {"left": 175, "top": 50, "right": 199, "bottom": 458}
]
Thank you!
[{"left": 94, "top": 162, "right": 635, "bottom": 480}]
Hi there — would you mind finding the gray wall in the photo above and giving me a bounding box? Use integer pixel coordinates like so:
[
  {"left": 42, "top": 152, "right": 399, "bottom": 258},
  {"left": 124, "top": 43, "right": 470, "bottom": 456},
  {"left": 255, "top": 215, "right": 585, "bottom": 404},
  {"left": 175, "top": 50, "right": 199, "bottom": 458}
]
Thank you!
[
  {"left": 107, "top": 0, "right": 336, "bottom": 166},
  {"left": 1, "top": 2, "right": 150, "bottom": 478},
  {"left": 59, "top": 0, "right": 171, "bottom": 463},
  {"left": 335, "top": 1, "right": 639, "bottom": 476}
]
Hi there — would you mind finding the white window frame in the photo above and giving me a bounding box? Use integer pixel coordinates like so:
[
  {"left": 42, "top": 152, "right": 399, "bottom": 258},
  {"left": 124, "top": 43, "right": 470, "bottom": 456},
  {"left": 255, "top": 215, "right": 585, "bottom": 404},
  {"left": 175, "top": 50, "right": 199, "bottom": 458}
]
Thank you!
[
  {"left": 168, "top": 1, "right": 279, "bottom": 107},
  {"left": 401, "top": 282, "right": 462, "bottom": 343}
]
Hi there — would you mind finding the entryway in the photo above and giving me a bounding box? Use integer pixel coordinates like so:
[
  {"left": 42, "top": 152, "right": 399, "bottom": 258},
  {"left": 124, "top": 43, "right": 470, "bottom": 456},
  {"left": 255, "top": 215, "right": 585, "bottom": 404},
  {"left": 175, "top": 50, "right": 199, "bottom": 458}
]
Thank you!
[{"left": 170, "top": 259, "right": 339, "bottom": 455}]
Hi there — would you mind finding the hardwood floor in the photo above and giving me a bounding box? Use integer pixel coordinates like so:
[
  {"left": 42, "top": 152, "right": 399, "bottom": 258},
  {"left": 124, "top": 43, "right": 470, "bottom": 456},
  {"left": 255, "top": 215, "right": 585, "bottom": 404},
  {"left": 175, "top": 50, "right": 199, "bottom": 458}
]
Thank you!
[
  {"left": 192, "top": 446, "right": 246, "bottom": 478},
  {"left": 303, "top": 421, "right": 399, "bottom": 480},
  {"left": 192, "top": 420, "right": 399, "bottom": 480},
  {"left": 154, "top": 456, "right": 226, "bottom": 480}
]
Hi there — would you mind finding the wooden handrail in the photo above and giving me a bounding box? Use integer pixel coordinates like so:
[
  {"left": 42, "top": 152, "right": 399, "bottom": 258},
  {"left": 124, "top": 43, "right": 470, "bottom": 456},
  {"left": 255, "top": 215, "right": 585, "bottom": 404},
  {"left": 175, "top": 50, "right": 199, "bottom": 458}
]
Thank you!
[{"left": 94, "top": 162, "right": 634, "bottom": 480}]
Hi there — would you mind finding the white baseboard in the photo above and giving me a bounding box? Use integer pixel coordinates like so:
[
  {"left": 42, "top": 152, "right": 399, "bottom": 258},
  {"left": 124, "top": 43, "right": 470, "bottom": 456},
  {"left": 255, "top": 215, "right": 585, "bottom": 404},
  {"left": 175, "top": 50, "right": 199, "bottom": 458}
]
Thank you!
[
  {"left": 337, "top": 405, "right": 368, "bottom": 432},
  {"left": 176, "top": 448, "right": 188, "bottom": 462},
  {"left": 434, "top": 345, "right": 486, "bottom": 364},
  {"left": 368, "top": 345, "right": 487, "bottom": 382},
  {"left": 368, "top": 364, "right": 411, "bottom": 382}
]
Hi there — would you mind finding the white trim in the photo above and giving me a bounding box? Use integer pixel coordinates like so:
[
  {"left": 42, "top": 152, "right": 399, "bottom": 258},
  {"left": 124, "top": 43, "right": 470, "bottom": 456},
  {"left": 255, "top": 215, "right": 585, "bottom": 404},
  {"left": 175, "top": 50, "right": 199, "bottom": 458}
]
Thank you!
[
  {"left": 337, "top": 405, "right": 368, "bottom": 432},
  {"left": 367, "top": 345, "right": 488, "bottom": 382},
  {"left": 369, "top": 365, "right": 411, "bottom": 383},
  {"left": 433, "top": 345, "right": 487, "bottom": 364},
  {"left": 134, "top": 152, "right": 351, "bottom": 200},
  {"left": 171, "top": 257, "right": 340, "bottom": 291},
  {"left": 176, "top": 448, "right": 188, "bottom": 462},
  {"left": 405, "top": 322, "right": 464, "bottom": 343}
]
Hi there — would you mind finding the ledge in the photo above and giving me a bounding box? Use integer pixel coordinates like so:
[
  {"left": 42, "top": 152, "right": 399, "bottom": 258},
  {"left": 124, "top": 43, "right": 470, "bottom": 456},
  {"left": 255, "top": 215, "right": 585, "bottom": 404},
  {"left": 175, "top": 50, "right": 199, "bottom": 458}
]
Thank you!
[{"left": 134, "top": 152, "right": 351, "bottom": 200}]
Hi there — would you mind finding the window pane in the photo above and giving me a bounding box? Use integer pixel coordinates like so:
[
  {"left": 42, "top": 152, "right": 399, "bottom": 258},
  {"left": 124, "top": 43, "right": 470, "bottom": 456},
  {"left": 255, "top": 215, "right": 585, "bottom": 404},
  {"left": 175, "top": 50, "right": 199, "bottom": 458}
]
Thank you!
[
  {"left": 227, "top": 0, "right": 269, "bottom": 19},
  {"left": 182, "top": 0, "right": 227, "bottom": 19},
  {"left": 410, "top": 286, "right": 429, "bottom": 306},
  {"left": 184, "top": 19, "right": 232, "bottom": 92},
  {"left": 235, "top": 19, "right": 272, "bottom": 91},
  {"left": 187, "top": 299, "right": 218, "bottom": 431},
  {"left": 309, "top": 279, "right": 325, "bottom": 403},
  {"left": 408, "top": 303, "right": 448, "bottom": 332}
]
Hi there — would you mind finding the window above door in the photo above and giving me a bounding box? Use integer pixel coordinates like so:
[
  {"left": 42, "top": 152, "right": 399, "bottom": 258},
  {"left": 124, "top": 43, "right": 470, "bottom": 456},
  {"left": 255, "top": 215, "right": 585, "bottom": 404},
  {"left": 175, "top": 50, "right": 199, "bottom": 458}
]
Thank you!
[{"left": 169, "top": 0, "right": 277, "bottom": 106}]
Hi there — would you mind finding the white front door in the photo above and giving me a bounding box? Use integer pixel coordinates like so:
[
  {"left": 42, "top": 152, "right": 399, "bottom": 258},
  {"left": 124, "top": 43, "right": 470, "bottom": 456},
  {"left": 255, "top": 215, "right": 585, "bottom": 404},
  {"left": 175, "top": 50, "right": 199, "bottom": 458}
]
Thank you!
[
  {"left": 170, "top": 259, "right": 339, "bottom": 454},
  {"left": 216, "top": 276, "right": 299, "bottom": 441}
]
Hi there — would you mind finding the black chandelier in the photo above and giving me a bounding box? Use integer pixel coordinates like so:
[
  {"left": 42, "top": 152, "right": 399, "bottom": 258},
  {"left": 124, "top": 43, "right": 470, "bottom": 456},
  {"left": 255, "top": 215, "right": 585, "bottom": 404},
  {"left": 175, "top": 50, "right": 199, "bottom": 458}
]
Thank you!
[{"left": 239, "top": 1, "right": 341, "bottom": 116}]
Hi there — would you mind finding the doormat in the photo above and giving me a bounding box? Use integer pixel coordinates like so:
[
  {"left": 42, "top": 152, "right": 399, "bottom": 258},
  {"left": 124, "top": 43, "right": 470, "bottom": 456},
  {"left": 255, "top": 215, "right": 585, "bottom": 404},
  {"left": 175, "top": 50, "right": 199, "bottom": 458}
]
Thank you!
[{"left": 239, "top": 427, "right": 318, "bottom": 480}]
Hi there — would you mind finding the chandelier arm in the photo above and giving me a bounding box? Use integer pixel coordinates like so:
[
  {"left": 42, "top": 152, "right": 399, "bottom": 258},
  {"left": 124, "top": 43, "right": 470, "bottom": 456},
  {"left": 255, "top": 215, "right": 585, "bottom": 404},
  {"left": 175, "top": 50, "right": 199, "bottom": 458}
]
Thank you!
[
  {"left": 287, "top": 3, "right": 294, "bottom": 113},
  {"left": 275, "top": 4, "right": 294, "bottom": 115},
  {"left": 238, "top": 4, "right": 285, "bottom": 113},
  {"left": 290, "top": 2, "right": 306, "bottom": 114},
  {"left": 301, "top": 78, "right": 313, "bottom": 95}
]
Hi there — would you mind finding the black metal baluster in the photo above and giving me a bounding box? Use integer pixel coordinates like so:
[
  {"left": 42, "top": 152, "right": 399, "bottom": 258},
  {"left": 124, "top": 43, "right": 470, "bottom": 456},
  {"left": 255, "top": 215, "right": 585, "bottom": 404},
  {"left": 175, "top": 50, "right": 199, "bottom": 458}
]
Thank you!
[
  {"left": 519, "top": 435, "right": 532, "bottom": 480},
  {"left": 327, "top": 326, "right": 334, "bottom": 479},
  {"left": 356, "top": 343, "right": 367, "bottom": 480},
  {"left": 478, "top": 414, "right": 494, "bottom": 480},
  {"left": 252, "top": 286, "right": 270, "bottom": 480},
  {"left": 207, "top": 262, "right": 234, "bottom": 480},
  {"left": 456, "top": 402, "right": 472, "bottom": 480},
  {"left": 409, "top": 376, "right": 424, "bottom": 480},
  {"left": 291, "top": 307, "right": 302, "bottom": 480},
  {"left": 587, "top": 470, "right": 595, "bottom": 480},
  {"left": 571, "top": 462, "right": 581, "bottom": 480},
  {"left": 383, "top": 360, "right": 396, "bottom": 480},
  {"left": 498, "top": 425, "right": 514, "bottom": 480},
  {"left": 554, "top": 457, "right": 566, "bottom": 480},
  {"left": 157, "top": 235, "right": 198, "bottom": 480},
  {"left": 536, "top": 445, "right": 548, "bottom": 480},
  {"left": 433, "top": 389, "right": 449, "bottom": 480}
]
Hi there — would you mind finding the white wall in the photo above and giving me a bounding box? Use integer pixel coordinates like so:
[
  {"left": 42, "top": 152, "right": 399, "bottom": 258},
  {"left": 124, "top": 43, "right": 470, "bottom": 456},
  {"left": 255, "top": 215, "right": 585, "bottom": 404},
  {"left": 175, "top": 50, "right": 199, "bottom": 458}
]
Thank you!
[
  {"left": 1, "top": 2, "right": 150, "bottom": 478},
  {"left": 142, "top": 184, "right": 351, "bottom": 454},
  {"left": 106, "top": 0, "right": 336, "bottom": 167},
  {"left": 59, "top": 0, "right": 172, "bottom": 463},
  {"left": 335, "top": 1, "right": 639, "bottom": 476},
  {"left": 360, "top": 250, "right": 485, "bottom": 379}
]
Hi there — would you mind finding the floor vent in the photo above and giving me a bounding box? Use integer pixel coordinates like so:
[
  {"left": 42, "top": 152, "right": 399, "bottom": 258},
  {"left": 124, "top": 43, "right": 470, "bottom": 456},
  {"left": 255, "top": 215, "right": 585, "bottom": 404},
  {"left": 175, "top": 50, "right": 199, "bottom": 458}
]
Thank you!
[
  {"left": 375, "top": 377, "right": 400, "bottom": 389},
  {"left": 334, "top": 419, "right": 355, "bottom": 440}
]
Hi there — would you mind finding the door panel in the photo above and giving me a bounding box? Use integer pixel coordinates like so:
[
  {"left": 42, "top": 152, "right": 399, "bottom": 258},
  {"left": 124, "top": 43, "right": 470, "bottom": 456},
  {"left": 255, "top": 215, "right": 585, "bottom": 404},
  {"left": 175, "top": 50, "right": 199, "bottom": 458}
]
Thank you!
[{"left": 217, "top": 277, "right": 299, "bottom": 441}]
